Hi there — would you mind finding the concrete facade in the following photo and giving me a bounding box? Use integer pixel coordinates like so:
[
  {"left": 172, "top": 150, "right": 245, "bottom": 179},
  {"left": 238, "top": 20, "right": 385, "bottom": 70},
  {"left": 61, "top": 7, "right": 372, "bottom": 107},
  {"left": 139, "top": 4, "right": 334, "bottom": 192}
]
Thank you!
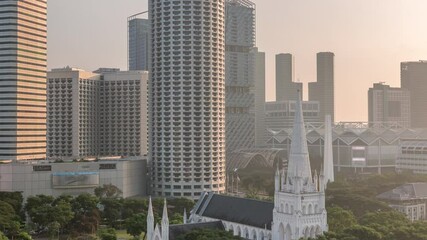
[
  {"left": 0, "top": 0, "right": 47, "bottom": 161},
  {"left": 0, "top": 157, "right": 147, "bottom": 199}
]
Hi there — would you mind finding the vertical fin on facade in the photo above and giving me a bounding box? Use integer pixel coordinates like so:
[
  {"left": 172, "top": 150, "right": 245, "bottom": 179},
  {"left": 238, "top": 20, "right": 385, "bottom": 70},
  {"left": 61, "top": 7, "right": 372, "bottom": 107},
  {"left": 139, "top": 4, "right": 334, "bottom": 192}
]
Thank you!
[{"left": 324, "top": 115, "right": 334, "bottom": 185}]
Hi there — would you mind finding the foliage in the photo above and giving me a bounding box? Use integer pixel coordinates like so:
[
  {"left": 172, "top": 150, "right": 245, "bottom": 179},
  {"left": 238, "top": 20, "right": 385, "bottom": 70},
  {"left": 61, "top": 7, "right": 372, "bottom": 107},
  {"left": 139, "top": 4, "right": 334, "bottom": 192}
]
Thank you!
[
  {"left": 95, "top": 184, "right": 123, "bottom": 199},
  {"left": 0, "top": 192, "right": 24, "bottom": 218},
  {"left": 71, "top": 194, "right": 100, "bottom": 234},
  {"left": 0, "top": 231, "right": 8, "bottom": 240},
  {"left": 97, "top": 228, "right": 117, "bottom": 240},
  {"left": 0, "top": 201, "right": 19, "bottom": 232},
  {"left": 175, "top": 228, "right": 242, "bottom": 240},
  {"left": 16, "top": 231, "right": 32, "bottom": 240},
  {"left": 326, "top": 206, "right": 357, "bottom": 234},
  {"left": 124, "top": 213, "right": 146, "bottom": 239},
  {"left": 25, "top": 196, "right": 73, "bottom": 234},
  {"left": 100, "top": 198, "right": 123, "bottom": 228}
]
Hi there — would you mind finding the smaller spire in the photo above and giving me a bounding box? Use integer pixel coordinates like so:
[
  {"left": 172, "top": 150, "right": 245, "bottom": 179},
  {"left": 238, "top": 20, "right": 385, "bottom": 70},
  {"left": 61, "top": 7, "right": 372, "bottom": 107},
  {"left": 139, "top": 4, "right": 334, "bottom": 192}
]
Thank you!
[
  {"left": 275, "top": 163, "right": 281, "bottom": 192},
  {"left": 183, "top": 208, "right": 187, "bottom": 224},
  {"left": 162, "top": 199, "right": 169, "bottom": 221},
  {"left": 148, "top": 196, "right": 154, "bottom": 217}
]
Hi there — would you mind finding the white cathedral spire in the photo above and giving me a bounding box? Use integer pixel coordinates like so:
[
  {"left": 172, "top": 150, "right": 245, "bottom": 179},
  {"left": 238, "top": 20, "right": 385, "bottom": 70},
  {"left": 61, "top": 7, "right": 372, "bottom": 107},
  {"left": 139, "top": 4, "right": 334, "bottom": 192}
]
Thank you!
[
  {"left": 323, "top": 115, "right": 334, "bottom": 185},
  {"left": 286, "top": 91, "right": 312, "bottom": 184}
]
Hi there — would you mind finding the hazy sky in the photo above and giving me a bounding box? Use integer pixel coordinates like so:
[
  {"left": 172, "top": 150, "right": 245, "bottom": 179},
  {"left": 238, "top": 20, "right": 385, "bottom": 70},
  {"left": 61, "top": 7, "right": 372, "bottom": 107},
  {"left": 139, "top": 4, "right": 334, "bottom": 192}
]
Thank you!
[{"left": 47, "top": 0, "right": 427, "bottom": 122}]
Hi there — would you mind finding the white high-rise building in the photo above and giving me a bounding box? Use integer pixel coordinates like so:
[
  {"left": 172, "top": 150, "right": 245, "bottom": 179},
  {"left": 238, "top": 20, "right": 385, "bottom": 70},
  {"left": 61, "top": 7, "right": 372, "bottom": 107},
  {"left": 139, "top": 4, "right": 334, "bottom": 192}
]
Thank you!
[
  {"left": 0, "top": 0, "right": 47, "bottom": 161},
  {"left": 149, "top": 0, "right": 226, "bottom": 198},
  {"left": 47, "top": 67, "right": 148, "bottom": 158}
]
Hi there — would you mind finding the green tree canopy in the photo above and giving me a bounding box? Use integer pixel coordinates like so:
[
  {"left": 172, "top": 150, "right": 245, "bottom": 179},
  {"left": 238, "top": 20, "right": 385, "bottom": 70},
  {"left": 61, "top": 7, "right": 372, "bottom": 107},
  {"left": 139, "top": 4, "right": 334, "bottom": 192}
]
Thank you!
[
  {"left": 327, "top": 206, "right": 357, "bottom": 234},
  {"left": 125, "top": 213, "right": 146, "bottom": 239}
]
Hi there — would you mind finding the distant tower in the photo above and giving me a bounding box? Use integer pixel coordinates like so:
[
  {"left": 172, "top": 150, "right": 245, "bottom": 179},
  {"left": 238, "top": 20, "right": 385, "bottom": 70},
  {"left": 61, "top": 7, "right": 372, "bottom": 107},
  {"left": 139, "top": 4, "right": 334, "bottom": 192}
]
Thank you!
[
  {"left": 128, "top": 13, "right": 150, "bottom": 71},
  {"left": 401, "top": 61, "right": 427, "bottom": 128},
  {"left": 323, "top": 115, "right": 334, "bottom": 185},
  {"left": 272, "top": 92, "right": 327, "bottom": 240},
  {"left": 309, "top": 52, "right": 335, "bottom": 122},
  {"left": 276, "top": 53, "right": 303, "bottom": 101}
]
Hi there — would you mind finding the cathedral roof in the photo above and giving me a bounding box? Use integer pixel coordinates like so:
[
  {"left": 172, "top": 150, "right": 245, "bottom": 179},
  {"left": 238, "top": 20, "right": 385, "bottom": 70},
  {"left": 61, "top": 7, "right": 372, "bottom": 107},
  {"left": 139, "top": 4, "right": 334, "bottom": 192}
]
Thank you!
[
  {"left": 377, "top": 183, "right": 427, "bottom": 201},
  {"left": 193, "top": 192, "right": 274, "bottom": 230},
  {"left": 168, "top": 221, "right": 224, "bottom": 240},
  {"left": 287, "top": 92, "right": 312, "bottom": 181}
]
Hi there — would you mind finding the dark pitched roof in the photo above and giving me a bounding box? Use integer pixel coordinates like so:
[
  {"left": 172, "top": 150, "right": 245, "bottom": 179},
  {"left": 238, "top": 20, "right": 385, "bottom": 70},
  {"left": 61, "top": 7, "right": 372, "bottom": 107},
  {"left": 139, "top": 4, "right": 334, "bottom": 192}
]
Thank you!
[
  {"left": 193, "top": 192, "right": 274, "bottom": 230},
  {"left": 377, "top": 183, "right": 427, "bottom": 201},
  {"left": 169, "top": 221, "right": 224, "bottom": 240}
]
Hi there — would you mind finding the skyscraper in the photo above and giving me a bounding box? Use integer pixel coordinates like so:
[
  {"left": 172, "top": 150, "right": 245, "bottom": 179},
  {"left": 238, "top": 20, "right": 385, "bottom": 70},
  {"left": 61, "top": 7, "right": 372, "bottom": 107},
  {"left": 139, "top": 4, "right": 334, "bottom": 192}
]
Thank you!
[
  {"left": 309, "top": 52, "right": 335, "bottom": 122},
  {"left": 149, "top": 0, "right": 226, "bottom": 198},
  {"left": 275, "top": 53, "right": 302, "bottom": 101},
  {"left": 401, "top": 61, "right": 427, "bottom": 128},
  {"left": 225, "top": 0, "right": 256, "bottom": 153},
  {"left": 128, "top": 16, "right": 150, "bottom": 71},
  {"left": 368, "top": 83, "right": 411, "bottom": 127},
  {"left": 0, "top": 0, "right": 47, "bottom": 161}
]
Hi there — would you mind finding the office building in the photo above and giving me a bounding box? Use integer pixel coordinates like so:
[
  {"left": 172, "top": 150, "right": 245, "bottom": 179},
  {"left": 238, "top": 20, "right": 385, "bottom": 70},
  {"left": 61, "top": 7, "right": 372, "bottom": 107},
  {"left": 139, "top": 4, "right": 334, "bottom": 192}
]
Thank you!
[
  {"left": 401, "top": 61, "right": 427, "bottom": 128},
  {"left": 275, "top": 53, "right": 302, "bottom": 101},
  {"left": 368, "top": 83, "right": 411, "bottom": 127},
  {"left": 128, "top": 16, "right": 150, "bottom": 71},
  {"left": 0, "top": 0, "right": 47, "bottom": 161},
  {"left": 309, "top": 52, "right": 335, "bottom": 122},
  {"left": 224, "top": 0, "right": 257, "bottom": 153},
  {"left": 0, "top": 156, "right": 147, "bottom": 199},
  {"left": 47, "top": 67, "right": 148, "bottom": 158},
  {"left": 149, "top": 0, "right": 226, "bottom": 198}
]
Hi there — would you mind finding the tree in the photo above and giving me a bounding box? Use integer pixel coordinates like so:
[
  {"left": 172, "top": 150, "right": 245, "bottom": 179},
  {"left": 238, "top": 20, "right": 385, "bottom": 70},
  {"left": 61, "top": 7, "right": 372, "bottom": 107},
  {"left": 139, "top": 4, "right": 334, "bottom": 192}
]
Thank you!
[
  {"left": 125, "top": 213, "right": 146, "bottom": 239},
  {"left": 122, "top": 198, "right": 147, "bottom": 219},
  {"left": 343, "top": 225, "right": 382, "bottom": 240},
  {"left": 327, "top": 206, "right": 357, "bottom": 234},
  {"left": 0, "top": 231, "right": 8, "bottom": 240},
  {"left": 71, "top": 194, "right": 100, "bottom": 234},
  {"left": 100, "top": 198, "right": 123, "bottom": 227},
  {"left": 175, "top": 228, "right": 242, "bottom": 240},
  {"left": 47, "top": 222, "right": 60, "bottom": 240},
  {"left": 97, "top": 228, "right": 117, "bottom": 240},
  {"left": 95, "top": 184, "right": 122, "bottom": 199},
  {"left": 25, "top": 196, "right": 73, "bottom": 234},
  {"left": 0, "top": 201, "right": 19, "bottom": 232},
  {"left": 0, "top": 192, "right": 24, "bottom": 219}
]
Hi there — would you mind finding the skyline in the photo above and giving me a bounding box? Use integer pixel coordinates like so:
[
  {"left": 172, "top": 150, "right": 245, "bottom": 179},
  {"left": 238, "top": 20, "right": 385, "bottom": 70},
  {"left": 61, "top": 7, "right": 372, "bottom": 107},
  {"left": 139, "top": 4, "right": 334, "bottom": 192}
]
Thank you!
[{"left": 47, "top": 0, "right": 427, "bottom": 122}]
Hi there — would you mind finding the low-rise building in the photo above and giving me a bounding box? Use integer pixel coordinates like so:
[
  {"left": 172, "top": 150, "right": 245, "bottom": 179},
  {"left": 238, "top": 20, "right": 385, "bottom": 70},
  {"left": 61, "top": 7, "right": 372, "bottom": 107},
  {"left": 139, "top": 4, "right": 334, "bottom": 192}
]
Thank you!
[
  {"left": 377, "top": 183, "right": 427, "bottom": 222},
  {"left": 0, "top": 156, "right": 147, "bottom": 199}
]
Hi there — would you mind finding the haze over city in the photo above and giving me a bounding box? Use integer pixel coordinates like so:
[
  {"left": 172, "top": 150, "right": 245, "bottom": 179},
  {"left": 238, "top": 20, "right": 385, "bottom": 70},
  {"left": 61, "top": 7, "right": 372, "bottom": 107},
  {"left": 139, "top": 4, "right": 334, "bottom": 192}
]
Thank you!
[{"left": 48, "top": 0, "right": 427, "bottom": 122}]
